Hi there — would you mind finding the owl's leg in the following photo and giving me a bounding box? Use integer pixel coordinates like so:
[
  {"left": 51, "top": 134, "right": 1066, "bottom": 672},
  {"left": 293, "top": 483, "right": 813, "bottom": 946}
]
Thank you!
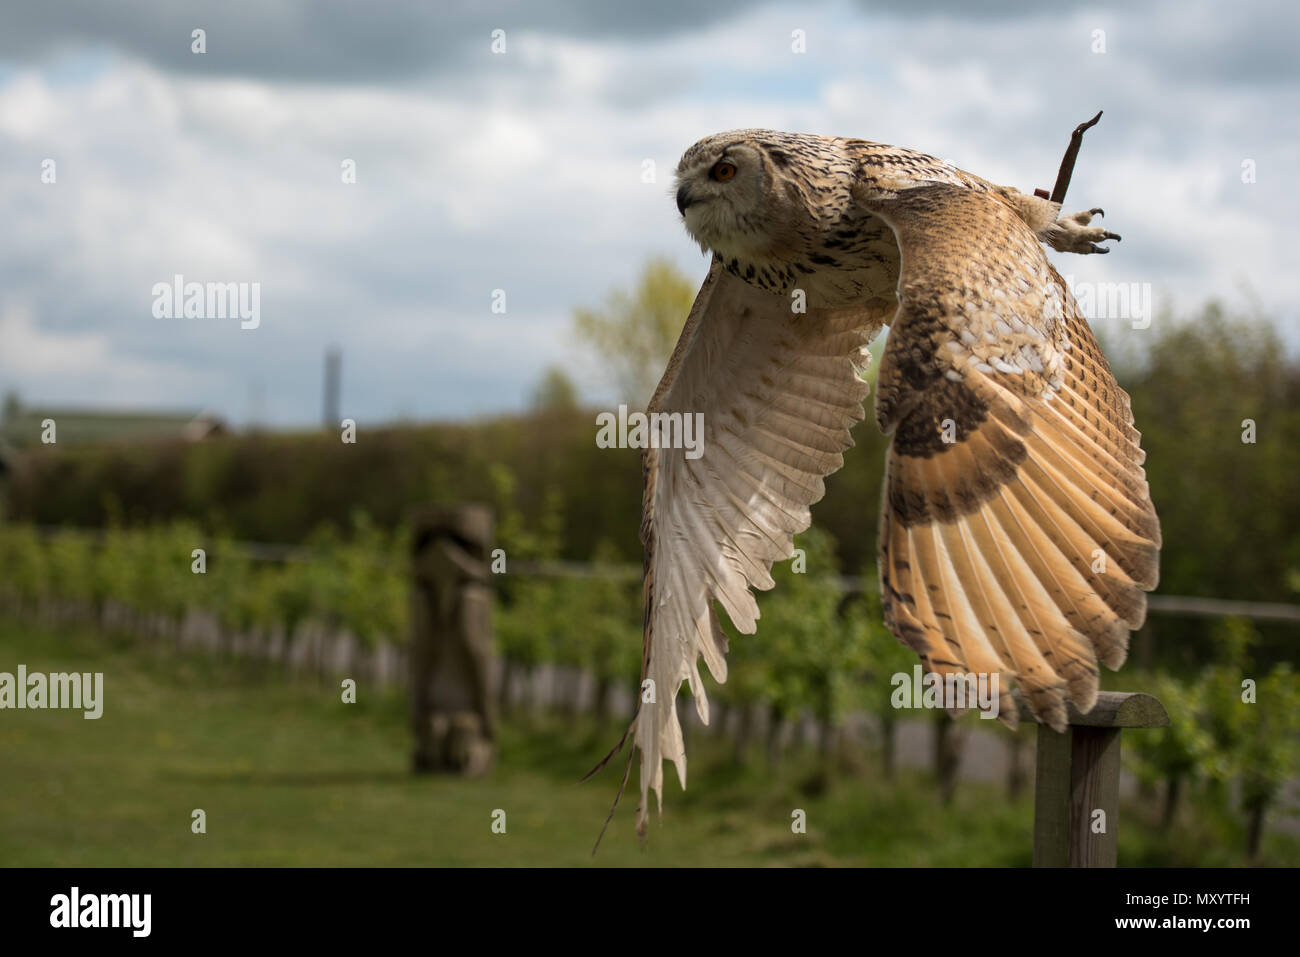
[
  {"left": 1024, "top": 111, "right": 1119, "bottom": 254},
  {"left": 1005, "top": 192, "right": 1121, "bottom": 255},
  {"left": 1045, "top": 207, "right": 1121, "bottom": 255}
]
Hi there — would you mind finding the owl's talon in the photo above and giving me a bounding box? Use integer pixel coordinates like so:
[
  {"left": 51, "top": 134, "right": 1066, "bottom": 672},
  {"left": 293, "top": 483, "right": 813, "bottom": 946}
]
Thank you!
[{"left": 1047, "top": 206, "right": 1121, "bottom": 255}]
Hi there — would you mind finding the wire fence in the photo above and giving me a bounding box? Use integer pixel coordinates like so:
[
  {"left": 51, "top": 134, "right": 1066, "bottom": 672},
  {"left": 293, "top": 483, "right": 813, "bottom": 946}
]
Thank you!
[{"left": 27, "top": 523, "right": 1300, "bottom": 623}]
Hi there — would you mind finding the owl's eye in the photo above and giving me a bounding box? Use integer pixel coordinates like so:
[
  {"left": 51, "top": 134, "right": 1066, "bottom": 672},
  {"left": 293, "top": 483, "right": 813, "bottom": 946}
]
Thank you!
[{"left": 711, "top": 161, "right": 737, "bottom": 182}]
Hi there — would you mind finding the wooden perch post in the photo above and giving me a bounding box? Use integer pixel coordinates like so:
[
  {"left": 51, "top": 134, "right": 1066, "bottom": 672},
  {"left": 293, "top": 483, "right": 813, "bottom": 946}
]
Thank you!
[
  {"left": 409, "top": 504, "right": 497, "bottom": 776},
  {"left": 1016, "top": 690, "right": 1168, "bottom": 867}
]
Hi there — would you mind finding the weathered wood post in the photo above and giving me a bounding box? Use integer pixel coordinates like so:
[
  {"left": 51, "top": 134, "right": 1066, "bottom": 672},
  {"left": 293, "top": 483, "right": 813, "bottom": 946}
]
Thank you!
[
  {"left": 1018, "top": 690, "right": 1168, "bottom": 867},
  {"left": 409, "top": 505, "right": 496, "bottom": 776}
]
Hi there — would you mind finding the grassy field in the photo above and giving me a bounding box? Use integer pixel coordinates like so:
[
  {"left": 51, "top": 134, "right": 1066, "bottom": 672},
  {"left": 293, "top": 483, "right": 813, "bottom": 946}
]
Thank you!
[{"left": 0, "top": 618, "right": 1293, "bottom": 866}]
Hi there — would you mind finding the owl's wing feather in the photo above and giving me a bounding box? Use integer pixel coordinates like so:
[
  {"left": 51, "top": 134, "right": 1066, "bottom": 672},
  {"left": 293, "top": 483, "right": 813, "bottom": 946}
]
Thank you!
[
  {"left": 630, "top": 256, "right": 887, "bottom": 837},
  {"left": 862, "top": 183, "right": 1160, "bottom": 732}
]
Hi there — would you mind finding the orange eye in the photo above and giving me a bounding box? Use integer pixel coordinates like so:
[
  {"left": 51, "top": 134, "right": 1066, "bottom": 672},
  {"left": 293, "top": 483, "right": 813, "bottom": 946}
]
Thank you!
[{"left": 711, "top": 161, "right": 737, "bottom": 182}]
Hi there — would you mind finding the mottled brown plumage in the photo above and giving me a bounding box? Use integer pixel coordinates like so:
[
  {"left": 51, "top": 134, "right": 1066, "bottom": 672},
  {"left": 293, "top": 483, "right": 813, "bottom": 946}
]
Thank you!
[{"left": 592, "top": 128, "right": 1159, "bottom": 843}]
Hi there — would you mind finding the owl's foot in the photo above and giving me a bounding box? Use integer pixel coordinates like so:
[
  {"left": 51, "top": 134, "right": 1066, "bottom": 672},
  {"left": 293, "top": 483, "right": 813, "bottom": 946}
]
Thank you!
[{"left": 1046, "top": 207, "right": 1121, "bottom": 255}]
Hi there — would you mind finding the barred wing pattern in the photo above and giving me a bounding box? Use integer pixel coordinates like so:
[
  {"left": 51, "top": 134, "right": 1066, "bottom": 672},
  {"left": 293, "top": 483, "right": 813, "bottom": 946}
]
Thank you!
[
  {"left": 632, "top": 256, "right": 886, "bottom": 837},
  {"left": 865, "top": 184, "right": 1160, "bottom": 732}
]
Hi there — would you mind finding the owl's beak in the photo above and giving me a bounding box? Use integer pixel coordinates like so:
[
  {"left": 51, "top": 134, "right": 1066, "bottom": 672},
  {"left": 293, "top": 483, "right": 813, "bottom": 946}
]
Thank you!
[{"left": 676, "top": 183, "right": 696, "bottom": 216}]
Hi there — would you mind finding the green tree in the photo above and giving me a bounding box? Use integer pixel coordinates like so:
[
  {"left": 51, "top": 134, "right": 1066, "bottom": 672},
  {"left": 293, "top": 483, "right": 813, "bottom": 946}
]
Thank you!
[
  {"left": 529, "top": 366, "right": 580, "bottom": 415},
  {"left": 858, "top": 586, "right": 917, "bottom": 780},
  {"left": 490, "top": 464, "right": 565, "bottom": 713},
  {"left": 1126, "top": 672, "right": 1215, "bottom": 830},
  {"left": 740, "top": 527, "right": 868, "bottom": 767},
  {"left": 1201, "top": 617, "right": 1300, "bottom": 860},
  {"left": 1118, "top": 304, "right": 1300, "bottom": 667},
  {"left": 566, "top": 539, "right": 640, "bottom": 719},
  {"left": 573, "top": 256, "right": 697, "bottom": 407}
]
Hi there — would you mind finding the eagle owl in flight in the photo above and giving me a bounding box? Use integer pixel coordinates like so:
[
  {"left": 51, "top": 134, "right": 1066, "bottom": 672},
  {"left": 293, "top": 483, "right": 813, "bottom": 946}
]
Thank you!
[{"left": 593, "top": 125, "right": 1160, "bottom": 842}]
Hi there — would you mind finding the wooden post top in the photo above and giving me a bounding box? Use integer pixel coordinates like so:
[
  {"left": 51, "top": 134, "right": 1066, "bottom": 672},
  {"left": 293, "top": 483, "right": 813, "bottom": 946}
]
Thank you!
[
  {"left": 410, "top": 504, "right": 493, "bottom": 550},
  {"left": 410, "top": 504, "right": 494, "bottom": 582},
  {"left": 1014, "top": 689, "right": 1169, "bottom": 729}
]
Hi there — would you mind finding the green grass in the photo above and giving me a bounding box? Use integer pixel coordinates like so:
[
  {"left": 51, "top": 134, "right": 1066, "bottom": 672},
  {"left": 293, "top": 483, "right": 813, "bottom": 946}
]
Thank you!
[{"left": 1, "top": 617, "right": 1294, "bottom": 866}]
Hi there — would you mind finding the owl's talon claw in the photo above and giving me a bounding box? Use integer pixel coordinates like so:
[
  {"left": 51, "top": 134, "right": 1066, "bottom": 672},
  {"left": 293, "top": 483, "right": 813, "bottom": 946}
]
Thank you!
[{"left": 1046, "top": 205, "right": 1121, "bottom": 255}]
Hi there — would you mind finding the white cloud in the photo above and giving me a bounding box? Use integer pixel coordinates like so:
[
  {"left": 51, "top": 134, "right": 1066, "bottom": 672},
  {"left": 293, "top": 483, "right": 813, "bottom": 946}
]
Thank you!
[
  {"left": 0, "top": 1, "right": 1295, "bottom": 428},
  {"left": 0, "top": 301, "right": 207, "bottom": 406}
]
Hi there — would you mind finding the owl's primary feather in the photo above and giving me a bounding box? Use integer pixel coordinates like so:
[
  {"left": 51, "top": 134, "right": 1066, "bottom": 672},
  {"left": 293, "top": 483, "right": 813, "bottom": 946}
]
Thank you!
[{"left": 589, "top": 128, "right": 1159, "bottom": 843}]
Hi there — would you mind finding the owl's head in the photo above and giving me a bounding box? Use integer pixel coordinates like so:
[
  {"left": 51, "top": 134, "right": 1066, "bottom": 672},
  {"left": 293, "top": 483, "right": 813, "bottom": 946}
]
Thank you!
[{"left": 673, "top": 130, "right": 798, "bottom": 260}]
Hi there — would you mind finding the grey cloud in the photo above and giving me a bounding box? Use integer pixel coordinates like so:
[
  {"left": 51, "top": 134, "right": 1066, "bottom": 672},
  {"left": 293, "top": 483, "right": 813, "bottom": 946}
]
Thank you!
[
  {"left": 0, "top": 0, "right": 770, "bottom": 82},
  {"left": 4, "top": 0, "right": 1294, "bottom": 98}
]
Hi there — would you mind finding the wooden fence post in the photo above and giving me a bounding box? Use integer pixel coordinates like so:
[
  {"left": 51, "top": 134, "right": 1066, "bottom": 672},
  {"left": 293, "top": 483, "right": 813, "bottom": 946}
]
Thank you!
[
  {"left": 1017, "top": 690, "right": 1169, "bottom": 867},
  {"left": 409, "top": 504, "right": 496, "bottom": 776}
]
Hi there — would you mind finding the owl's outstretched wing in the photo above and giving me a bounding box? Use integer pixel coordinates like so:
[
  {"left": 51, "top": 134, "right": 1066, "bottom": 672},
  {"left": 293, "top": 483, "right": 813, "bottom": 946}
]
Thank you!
[
  {"left": 863, "top": 183, "right": 1160, "bottom": 731},
  {"left": 616, "top": 256, "right": 887, "bottom": 838}
]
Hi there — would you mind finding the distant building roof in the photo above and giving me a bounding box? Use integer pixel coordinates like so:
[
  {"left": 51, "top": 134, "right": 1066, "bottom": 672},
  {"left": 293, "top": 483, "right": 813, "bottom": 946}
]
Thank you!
[{"left": 0, "top": 401, "right": 228, "bottom": 450}]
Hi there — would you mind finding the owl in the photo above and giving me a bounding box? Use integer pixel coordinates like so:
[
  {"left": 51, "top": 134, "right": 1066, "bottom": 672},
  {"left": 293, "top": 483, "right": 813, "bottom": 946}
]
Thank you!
[{"left": 589, "top": 127, "right": 1159, "bottom": 844}]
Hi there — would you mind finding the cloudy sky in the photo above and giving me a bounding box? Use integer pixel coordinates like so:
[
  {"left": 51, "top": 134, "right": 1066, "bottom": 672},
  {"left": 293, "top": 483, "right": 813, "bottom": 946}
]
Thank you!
[{"left": 0, "top": 0, "right": 1295, "bottom": 427}]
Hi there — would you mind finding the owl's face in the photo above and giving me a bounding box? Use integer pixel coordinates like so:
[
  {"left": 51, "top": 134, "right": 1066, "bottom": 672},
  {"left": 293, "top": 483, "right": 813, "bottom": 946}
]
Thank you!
[{"left": 674, "top": 134, "right": 786, "bottom": 260}]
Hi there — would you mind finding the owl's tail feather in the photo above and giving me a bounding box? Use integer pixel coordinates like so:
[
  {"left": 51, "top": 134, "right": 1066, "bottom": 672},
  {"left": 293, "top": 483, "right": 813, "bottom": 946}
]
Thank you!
[{"left": 580, "top": 716, "right": 638, "bottom": 856}]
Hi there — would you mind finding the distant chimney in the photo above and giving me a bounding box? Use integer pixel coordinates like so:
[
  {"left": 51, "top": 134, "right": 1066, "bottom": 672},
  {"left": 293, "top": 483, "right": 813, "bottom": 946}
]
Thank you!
[{"left": 323, "top": 347, "right": 341, "bottom": 429}]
